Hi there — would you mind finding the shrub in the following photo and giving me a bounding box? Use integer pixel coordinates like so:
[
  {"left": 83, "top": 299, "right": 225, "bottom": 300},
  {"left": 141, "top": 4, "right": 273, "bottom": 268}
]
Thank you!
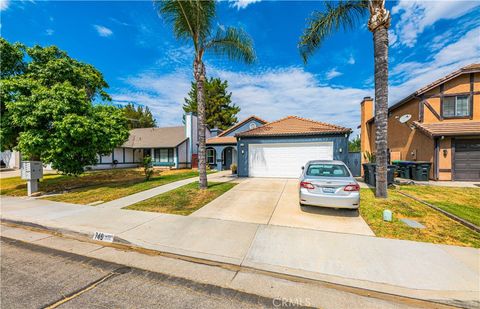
[
  {"left": 230, "top": 163, "right": 237, "bottom": 174},
  {"left": 142, "top": 156, "right": 154, "bottom": 181}
]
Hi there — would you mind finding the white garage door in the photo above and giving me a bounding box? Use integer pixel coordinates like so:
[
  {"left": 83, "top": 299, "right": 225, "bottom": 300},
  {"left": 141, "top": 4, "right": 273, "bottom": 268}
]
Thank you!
[{"left": 248, "top": 142, "right": 334, "bottom": 178}]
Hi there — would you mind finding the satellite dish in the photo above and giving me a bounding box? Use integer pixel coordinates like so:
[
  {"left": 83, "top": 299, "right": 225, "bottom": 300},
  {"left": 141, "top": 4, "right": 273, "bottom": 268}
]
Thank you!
[{"left": 399, "top": 114, "right": 412, "bottom": 124}]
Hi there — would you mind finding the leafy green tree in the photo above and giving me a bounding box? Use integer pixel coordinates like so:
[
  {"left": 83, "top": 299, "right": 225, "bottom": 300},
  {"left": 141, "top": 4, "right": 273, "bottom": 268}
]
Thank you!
[
  {"left": 183, "top": 77, "right": 239, "bottom": 130},
  {"left": 348, "top": 135, "right": 361, "bottom": 152},
  {"left": 299, "top": 0, "right": 391, "bottom": 198},
  {"left": 123, "top": 103, "right": 157, "bottom": 129},
  {"left": 155, "top": 0, "right": 255, "bottom": 189},
  {"left": 0, "top": 38, "right": 129, "bottom": 175}
]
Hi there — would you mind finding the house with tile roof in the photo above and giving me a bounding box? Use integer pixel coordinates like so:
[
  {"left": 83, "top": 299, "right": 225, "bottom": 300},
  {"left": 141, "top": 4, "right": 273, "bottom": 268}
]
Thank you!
[
  {"left": 360, "top": 63, "right": 480, "bottom": 181},
  {"left": 207, "top": 115, "right": 352, "bottom": 177}
]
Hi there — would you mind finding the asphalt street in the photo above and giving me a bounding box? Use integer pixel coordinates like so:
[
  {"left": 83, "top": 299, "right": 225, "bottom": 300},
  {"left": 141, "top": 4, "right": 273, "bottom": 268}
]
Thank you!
[{"left": 0, "top": 238, "right": 284, "bottom": 309}]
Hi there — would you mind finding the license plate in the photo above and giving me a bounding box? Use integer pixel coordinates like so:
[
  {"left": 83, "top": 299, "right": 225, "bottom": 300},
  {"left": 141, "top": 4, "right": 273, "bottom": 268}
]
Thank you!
[{"left": 322, "top": 187, "right": 336, "bottom": 193}]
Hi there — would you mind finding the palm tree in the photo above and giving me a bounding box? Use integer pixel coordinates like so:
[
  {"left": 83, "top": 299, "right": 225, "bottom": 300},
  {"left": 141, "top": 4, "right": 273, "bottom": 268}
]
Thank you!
[
  {"left": 299, "top": 0, "right": 390, "bottom": 198},
  {"left": 155, "top": 0, "right": 255, "bottom": 189}
]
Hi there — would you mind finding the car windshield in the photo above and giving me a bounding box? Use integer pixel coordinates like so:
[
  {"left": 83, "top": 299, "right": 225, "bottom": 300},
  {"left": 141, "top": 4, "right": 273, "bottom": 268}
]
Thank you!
[{"left": 306, "top": 164, "right": 350, "bottom": 177}]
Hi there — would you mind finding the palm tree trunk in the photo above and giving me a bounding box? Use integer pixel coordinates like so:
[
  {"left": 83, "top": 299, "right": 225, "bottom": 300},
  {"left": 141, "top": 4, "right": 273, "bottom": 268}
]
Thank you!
[
  {"left": 194, "top": 57, "right": 208, "bottom": 190},
  {"left": 372, "top": 25, "right": 389, "bottom": 198}
]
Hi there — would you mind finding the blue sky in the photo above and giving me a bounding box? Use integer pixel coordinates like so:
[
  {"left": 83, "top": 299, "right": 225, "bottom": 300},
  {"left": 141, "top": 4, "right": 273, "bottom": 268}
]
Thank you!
[{"left": 2, "top": 0, "right": 480, "bottom": 135}]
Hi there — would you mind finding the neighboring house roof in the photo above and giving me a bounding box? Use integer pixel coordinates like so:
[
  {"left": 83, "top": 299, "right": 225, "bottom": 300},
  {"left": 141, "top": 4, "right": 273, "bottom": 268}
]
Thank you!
[
  {"left": 389, "top": 63, "right": 480, "bottom": 112},
  {"left": 122, "top": 127, "right": 187, "bottom": 148},
  {"left": 206, "top": 136, "right": 237, "bottom": 145},
  {"left": 413, "top": 121, "right": 480, "bottom": 137},
  {"left": 217, "top": 115, "right": 268, "bottom": 137},
  {"left": 236, "top": 116, "right": 351, "bottom": 137}
]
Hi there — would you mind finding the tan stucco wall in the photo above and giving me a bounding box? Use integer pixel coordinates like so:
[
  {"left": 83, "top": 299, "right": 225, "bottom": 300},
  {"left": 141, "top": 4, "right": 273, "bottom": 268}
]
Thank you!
[
  {"left": 438, "top": 137, "right": 452, "bottom": 181},
  {"left": 360, "top": 72, "right": 479, "bottom": 180},
  {"left": 422, "top": 73, "right": 479, "bottom": 123}
]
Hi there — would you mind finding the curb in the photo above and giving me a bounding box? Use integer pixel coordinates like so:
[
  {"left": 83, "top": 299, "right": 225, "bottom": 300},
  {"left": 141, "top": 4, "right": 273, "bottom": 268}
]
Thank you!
[
  {"left": 1, "top": 219, "right": 476, "bottom": 309},
  {"left": 397, "top": 191, "right": 480, "bottom": 233}
]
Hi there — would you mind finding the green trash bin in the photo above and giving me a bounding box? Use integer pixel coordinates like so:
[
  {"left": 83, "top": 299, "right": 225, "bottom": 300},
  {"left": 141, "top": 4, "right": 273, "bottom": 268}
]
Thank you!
[{"left": 411, "top": 162, "right": 431, "bottom": 181}]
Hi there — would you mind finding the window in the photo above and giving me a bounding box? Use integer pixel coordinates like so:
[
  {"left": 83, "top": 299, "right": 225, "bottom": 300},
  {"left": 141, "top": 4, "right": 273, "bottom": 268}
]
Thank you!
[
  {"left": 443, "top": 95, "right": 470, "bottom": 118},
  {"left": 207, "top": 148, "right": 216, "bottom": 164},
  {"left": 153, "top": 148, "right": 174, "bottom": 162},
  {"left": 306, "top": 164, "right": 350, "bottom": 177},
  {"left": 249, "top": 122, "right": 257, "bottom": 129}
]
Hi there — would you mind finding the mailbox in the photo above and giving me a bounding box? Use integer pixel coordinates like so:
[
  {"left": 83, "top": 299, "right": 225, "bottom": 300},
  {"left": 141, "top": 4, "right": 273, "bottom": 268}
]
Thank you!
[{"left": 21, "top": 161, "right": 43, "bottom": 180}]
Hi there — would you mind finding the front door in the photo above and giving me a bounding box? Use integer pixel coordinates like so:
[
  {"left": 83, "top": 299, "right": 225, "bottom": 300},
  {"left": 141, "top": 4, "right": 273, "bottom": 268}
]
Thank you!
[{"left": 223, "top": 148, "right": 233, "bottom": 170}]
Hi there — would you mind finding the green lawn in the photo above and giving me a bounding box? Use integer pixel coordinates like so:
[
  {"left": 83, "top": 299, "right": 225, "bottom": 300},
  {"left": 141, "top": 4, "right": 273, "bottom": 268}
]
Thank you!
[
  {"left": 0, "top": 168, "right": 214, "bottom": 205},
  {"left": 360, "top": 188, "right": 480, "bottom": 248},
  {"left": 397, "top": 185, "right": 480, "bottom": 226},
  {"left": 125, "top": 181, "right": 236, "bottom": 215}
]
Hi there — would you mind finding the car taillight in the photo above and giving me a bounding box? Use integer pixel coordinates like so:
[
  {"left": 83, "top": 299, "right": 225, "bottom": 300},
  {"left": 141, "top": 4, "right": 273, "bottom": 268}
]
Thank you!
[
  {"left": 344, "top": 184, "right": 360, "bottom": 191},
  {"left": 300, "top": 181, "right": 314, "bottom": 189}
]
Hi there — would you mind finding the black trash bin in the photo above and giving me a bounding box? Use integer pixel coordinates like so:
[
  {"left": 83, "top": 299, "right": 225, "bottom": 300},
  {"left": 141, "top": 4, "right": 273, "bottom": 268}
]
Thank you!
[
  {"left": 387, "top": 165, "right": 396, "bottom": 185},
  {"left": 393, "top": 161, "right": 415, "bottom": 179},
  {"left": 363, "top": 163, "right": 375, "bottom": 185},
  {"left": 364, "top": 163, "right": 395, "bottom": 186},
  {"left": 411, "top": 162, "right": 431, "bottom": 181}
]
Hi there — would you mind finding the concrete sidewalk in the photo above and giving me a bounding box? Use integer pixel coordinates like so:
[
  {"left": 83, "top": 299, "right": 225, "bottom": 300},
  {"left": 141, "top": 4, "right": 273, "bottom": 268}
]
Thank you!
[
  {"left": 98, "top": 170, "right": 234, "bottom": 209},
  {"left": 1, "top": 195, "right": 479, "bottom": 306}
]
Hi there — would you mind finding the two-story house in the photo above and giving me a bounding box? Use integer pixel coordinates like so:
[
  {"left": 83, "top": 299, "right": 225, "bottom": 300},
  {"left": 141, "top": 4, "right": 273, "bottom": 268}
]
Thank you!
[{"left": 360, "top": 64, "right": 480, "bottom": 181}]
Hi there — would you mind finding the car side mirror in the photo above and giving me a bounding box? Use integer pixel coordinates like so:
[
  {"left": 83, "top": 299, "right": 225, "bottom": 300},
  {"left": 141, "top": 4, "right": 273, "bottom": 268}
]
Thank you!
[{"left": 301, "top": 166, "right": 304, "bottom": 170}]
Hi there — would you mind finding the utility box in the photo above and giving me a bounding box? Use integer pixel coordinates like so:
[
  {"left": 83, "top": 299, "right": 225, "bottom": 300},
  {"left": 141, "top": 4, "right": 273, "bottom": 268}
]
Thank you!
[
  {"left": 21, "top": 161, "right": 43, "bottom": 180},
  {"left": 21, "top": 161, "right": 43, "bottom": 196}
]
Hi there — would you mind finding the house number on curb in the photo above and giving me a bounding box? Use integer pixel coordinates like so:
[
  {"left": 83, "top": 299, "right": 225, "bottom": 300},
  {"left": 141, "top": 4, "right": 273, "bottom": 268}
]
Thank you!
[{"left": 92, "top": 231, "right": 114, "bottom": 243}]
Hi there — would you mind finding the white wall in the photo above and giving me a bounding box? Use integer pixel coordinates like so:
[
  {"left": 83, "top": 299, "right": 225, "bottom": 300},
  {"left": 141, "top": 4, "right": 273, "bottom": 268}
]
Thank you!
[
  {"left": 124, "top": 148, "right": 134, "bottom": 163},
  {"left": 100, "top": 153, "right": 112, "bottom": 164},
  {"left": 1, "top": 150, "right": 20, "bottom": 169},
  {"left": 113, "top": 148, "right": 124, "bottom": 163},
  {"left": 177, "top": 140, "right": 188, "bottom": 168}
]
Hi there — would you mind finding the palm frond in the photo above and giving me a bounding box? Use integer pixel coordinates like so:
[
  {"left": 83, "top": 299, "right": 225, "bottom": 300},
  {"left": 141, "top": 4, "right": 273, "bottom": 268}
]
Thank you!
[
  {"left": 205, "top": 26, "right": 256, "bottom": 64},
  {"left": 299, "top": 0, "right": 368, "bottom": 64},
  {"left": 154, "top": 0, "right": 215, "bottom": 50}
]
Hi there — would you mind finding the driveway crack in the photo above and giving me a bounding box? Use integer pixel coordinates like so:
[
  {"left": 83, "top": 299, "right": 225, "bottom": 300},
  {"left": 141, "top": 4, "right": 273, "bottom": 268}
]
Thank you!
[{"left": 266, "top": 180, "right": 288, "bottom": 226}]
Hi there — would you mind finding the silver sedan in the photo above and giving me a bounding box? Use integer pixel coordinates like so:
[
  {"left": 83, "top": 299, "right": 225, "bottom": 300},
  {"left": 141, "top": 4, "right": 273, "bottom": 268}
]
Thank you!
[{"left": 299, "top": 160, "right": 360, "bottom": 209}]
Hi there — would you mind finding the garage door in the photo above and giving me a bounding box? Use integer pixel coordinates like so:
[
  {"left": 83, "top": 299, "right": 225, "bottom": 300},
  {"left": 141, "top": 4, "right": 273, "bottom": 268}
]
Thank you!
[
  {"left": 454, "top": 139, "right": 480, "bottom": 180},
  {"left": 248, "top": 142, "right": 334, "bottom": 178}
]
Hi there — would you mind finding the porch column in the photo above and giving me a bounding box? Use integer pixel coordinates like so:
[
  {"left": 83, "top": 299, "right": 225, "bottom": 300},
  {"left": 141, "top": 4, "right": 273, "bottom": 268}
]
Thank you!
[
  {"left": 215, "top": 146, "right": 223, "bottom": 171},
  {"left": 150, "top": 148, "right": 154, "bottom": 160},
  {"left": 173, "top": 147, "right": 178, "bottom": 168}
]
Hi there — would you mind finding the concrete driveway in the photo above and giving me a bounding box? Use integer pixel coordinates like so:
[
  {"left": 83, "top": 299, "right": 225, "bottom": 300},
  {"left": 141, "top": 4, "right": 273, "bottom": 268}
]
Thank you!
[{"left": 191, "top": 178, "right": 374, "bottom": 236}]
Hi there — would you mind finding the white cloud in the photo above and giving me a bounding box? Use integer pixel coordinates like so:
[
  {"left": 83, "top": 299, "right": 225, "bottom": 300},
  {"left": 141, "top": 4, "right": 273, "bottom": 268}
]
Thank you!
[
  {"left": 45, "top": 29, "right": 54, "bottom": 36},
  {"left": 325, "top": 68, "right": 343, "bottom": 80},
  {"left": 389, "top": 26, "right": 480, "bottom": 103},
  {"left": 388, "top": 30, "right": 397, "bottom": 46},
  {"left": 229, "top": 0, "right": 261, "bottom": 10},
  {"left": 0, "top": 0, "right": 10, "bottom": 11},
  {"left": 93, "top": 24, "right": 113, "bottom": 37},
  {"left": 113, "top": 66, "right": 370, "bottom": 134},
  {"left": 391, "top": 0, "right": 480, "bottom": 47},
  {"left": 347, "top": 55, "right": 355, "bottom": 65}
]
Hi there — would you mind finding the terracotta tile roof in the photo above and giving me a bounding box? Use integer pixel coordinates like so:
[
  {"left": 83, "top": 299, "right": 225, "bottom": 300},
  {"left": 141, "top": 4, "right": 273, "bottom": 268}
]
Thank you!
[
  {"left": 122, "top": 127, "right": 187, "bottom": 148},
  {"left": 413, "top": 121, "right": 480, "bottom": 137},
  {"left": 236, "top": 116, "right": 351, "bottom": 137},
  {"left": 217, "top": 115, "right": 268, "bottom": 137},
  {"left": 390, "top": 63, "right": 480, "bottom": 112},
  {"left": 206, "top": 136, "right": 237, "bottom": 145}
]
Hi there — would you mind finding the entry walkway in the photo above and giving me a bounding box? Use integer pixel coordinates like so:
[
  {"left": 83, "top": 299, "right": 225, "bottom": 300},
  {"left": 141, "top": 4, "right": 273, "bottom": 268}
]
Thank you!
[
  {"left": 1, "top": 195, "right": 478, "bottom": 305},
  {"left": 98, "top": 171, "right": 233, "bottom": 209}
]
